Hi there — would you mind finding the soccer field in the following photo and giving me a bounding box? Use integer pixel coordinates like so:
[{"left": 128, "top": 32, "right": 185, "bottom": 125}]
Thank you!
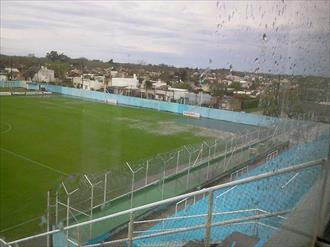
[{"left": 0, "top": 95, "right": 211, "bottom": 239}]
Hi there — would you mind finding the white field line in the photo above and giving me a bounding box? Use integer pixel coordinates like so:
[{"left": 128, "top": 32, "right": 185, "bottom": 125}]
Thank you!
[
  {"left": 0, "top": 147, "right": 68, "bottom": 176},
  {"left": 0, "top": 122, "right": 12, "bottom": 134},
  {"left": 0, "top": 216, "right": 41, "bottom": 233}
]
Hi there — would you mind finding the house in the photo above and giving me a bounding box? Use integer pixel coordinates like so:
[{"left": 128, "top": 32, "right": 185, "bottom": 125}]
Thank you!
[
  {"left": 0, "top": 73, "right": 7, "bottom": 81},
  {"left": 4, "top": 67, "right": 20, "bottom": 80},
  {"left": 72, "top": 75, "right": 105, "bottom": 91},
  {"left": 239, "top": 80, "right": 252, "bottom": 89},
  {"left": 111, "top": 74, "right": 139, "bottom": 88},
  {"left": 152, "top": 80, "right": 167, "bottom": 89},
  {"left": 23, "top": 66, "right": 55, "bottom": 83}
]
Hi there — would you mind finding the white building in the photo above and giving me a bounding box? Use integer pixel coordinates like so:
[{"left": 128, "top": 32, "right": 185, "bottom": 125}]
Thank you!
[
  {"left": 32, "top": 66, "right": 55, "bottom": 83},
  {"left": 72, "top": 76, "right": 104, "bottom": 91},
  {"left": 239, "top": 80, "right": 252, "bottom": 89},
  {"left": 152, "top": 80, "right": 167, "bottom": 89},
  {"left": 111, "top": 74, "right": 138, "bottom": 88}
]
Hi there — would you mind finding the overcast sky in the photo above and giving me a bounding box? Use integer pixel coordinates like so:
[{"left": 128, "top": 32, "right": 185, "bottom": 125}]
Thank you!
[{"left": 1, "top": 0, "right": 329, "bottom": 77}]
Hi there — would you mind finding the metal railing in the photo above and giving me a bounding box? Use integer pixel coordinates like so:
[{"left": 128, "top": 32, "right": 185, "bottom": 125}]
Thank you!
[{"left": 1, "top": 158, "right": 326, "bottom": 247}]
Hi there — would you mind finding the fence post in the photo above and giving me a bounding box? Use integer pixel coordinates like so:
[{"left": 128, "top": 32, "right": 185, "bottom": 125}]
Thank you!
[
  {"left": 66, "top": 196, "right": 70, "bottom": 238},
  {"left": 55, "top": 191, "right": 58, "bottom": 226},
  {"left": 104, "top": 172, "right": 108, "bottom": 205},
  {"left": 176, "top": 150, "right": 180, "bottom": 174},
  {"left": 186, "top": 152, "right": 192, "bottom": 189},
  {"left": 162, "top": 163, "right": 166, "bottom": 200},
  {"left": 204, "top": 191, "right": 214, "bottom": 247},
  {"left": 207, "top": 143, "right": 211, "bottom": 180},
  {"left": 145, "top": 160, "right": 149, "bottom": 185},
  {"left": 127, "top": 213, "right": 134, "bottom": 247},
  {"left": 47, "top": 191, "right": 50, "bottom": 247},
  {"left": 223, "top": 141, "right": 228, "bottom": 170},
  {"left": 214, "top": 140, "right": 217, "bottom": 158}
]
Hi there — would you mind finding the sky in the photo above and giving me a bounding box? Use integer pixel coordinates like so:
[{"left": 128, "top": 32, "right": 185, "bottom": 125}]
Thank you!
[{"left": 1, "top": 0, "right": 329, "bottom": 77}]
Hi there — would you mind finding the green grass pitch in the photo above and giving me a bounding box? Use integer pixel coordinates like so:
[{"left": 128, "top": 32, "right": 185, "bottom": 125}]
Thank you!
[{"left": 0, "top": 95, "right": 206, "bottom": 240}]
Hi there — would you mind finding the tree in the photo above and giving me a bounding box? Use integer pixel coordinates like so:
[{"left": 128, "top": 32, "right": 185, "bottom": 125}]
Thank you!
[
  {"left": 231, "top": 81, "right": 241, "bottom": 91},
  {"left": 48, "top": 61, "right": 69, "bottom": 80},
  {"left": 46, "top": 51, "right": 70, "bottom": 62}
]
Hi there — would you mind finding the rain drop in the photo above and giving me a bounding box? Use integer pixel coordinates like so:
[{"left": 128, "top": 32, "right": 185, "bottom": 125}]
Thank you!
[{"left": 262, "top": 33, "right": 267, "bottom": 41}]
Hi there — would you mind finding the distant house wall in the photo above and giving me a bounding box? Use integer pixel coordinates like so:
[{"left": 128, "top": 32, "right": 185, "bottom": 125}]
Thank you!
[
  {"left": 72, "top": 77, "right": 104, "bottom": 90},
  {"left": 111, "top": 74, "right": 138, "bottom": 87}
]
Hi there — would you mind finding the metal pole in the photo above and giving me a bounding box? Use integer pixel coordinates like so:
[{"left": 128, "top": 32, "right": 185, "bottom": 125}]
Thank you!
[
  {"left": 201, "top": 143, "right": 204, "bottom": 160},
  {"left": 176, "top": 150, "right": 180, "bottom": 174},
  {"left": 127, "top": 213, "right": 134, "bottom": 247},
  {"left": 162, "top": 165, "right": 166, "bottom": 200},
  {"left": 55, "top": 192, "right": 58, "bottom": 226},
  {"left": 214, "top": 140, "right": 217, "bottom": 158},
  {"left": 47, "top": 191, "right": 50, "bottom": 247},
  {"left": 90, "top": 185, "right": 93, "bottom": 239},
  {"left": 224, "top": 141, "right": 228, "bottom": 169},
  {"left": 207, "top": 145, "right": 211, "bottom": 180},
  {"left": 131, "top": 171, "right": 135, "bottom": 208},
  {"left": 187, "top": 152, "right": 192, "bottom": 189},
  {"left": 145, "top": 161, "right": 149, "bottom": 185},
  {"left": 204, "top": 191, "right": 214, "bottom": 247},
  {"left": 66, "top": 197, "right": 70, "bottom": 238},
  {"left": 104, "top": 173, "right": 108, "bottom": 205}
]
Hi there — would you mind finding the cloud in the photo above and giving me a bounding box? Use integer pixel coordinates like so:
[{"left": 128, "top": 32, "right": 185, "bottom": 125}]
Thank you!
[{"left": 1, "top": 0, "right": 329, "bottom": 76}]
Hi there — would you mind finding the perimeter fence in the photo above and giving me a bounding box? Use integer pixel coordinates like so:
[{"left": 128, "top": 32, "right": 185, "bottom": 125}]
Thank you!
[{"left": 45, "top": 119, "right": 299, "bottom": 244}]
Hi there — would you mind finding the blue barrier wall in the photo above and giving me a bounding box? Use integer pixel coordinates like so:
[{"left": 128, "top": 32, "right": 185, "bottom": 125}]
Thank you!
[
  {"left": 0, "top": 81, "right": 278, "bottom": 127},
  {"left": 0, "top": 80, "right": 25, "bottom": 88},
  {"left": 43, "top": 84, "right": 278, "bottom": 126}
]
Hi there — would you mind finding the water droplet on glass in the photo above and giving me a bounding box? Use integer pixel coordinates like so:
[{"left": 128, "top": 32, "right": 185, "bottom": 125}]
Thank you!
[{"left": 262, "top": 33, "right": 267, "bottom": 41}]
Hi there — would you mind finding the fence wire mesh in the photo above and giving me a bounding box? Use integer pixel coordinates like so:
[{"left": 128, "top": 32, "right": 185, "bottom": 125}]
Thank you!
[{"left": 44, "top": 122, "right": 299, "bottom": 244}]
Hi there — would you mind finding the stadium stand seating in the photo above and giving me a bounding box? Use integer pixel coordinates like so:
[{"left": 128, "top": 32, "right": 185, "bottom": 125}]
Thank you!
[{"left": 133, "top": 133, "right": 329, "bottom": 247}]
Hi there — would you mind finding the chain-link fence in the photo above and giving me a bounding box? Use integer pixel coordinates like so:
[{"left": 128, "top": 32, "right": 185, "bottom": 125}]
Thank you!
[
  {"left": 3, "top": 154, "right": 327, "bottom": 247},
  {"left": 39, "top": 121, "right": 299, "bottom": 244}
]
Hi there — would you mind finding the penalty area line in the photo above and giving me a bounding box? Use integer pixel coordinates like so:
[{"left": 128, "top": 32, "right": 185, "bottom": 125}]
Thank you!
[{"left": 0, "top": 147, "right": 68, "bottom": 176}]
